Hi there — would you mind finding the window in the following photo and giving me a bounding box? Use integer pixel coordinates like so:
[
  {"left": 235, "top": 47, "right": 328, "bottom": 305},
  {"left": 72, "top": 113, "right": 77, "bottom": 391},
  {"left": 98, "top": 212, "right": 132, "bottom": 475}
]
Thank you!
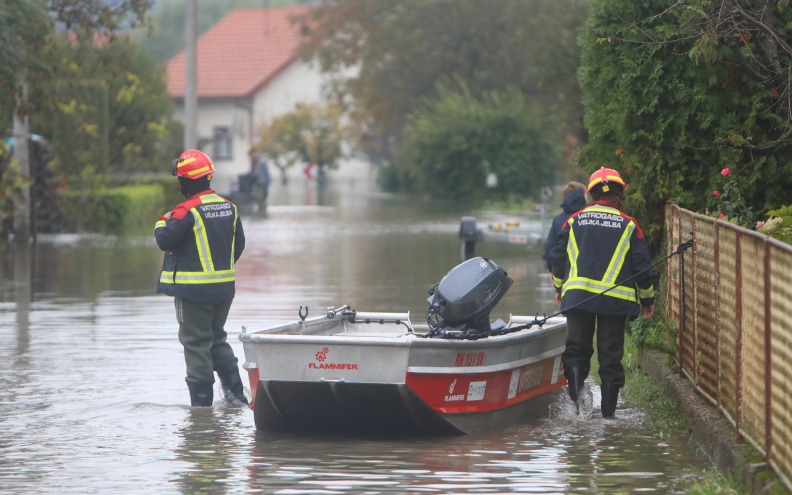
[{"left": 212, "top": 126, "right": 232, "bottom": 159}]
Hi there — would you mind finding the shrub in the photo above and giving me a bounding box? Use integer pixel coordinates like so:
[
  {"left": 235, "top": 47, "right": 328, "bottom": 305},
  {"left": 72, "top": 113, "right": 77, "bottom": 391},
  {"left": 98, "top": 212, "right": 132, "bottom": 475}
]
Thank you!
[
  {"left": 58, "top": 182, "right": 169, "bottom": 234},
  {"left": 629, "top": 273, "right": 677, "bottom": 356},
  {"left": 757, "top": 205, "right": 792, "bottom": 246}
]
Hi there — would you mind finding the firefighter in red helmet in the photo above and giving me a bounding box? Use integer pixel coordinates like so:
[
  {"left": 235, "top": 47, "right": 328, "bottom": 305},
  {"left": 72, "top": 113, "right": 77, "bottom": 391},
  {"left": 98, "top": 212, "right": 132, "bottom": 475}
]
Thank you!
[
  {"left": 550, "top": 167, "right": 654, "bottom": 418},
  {"left": 155, "top": 150, "right": 248, "bottom": 407}
]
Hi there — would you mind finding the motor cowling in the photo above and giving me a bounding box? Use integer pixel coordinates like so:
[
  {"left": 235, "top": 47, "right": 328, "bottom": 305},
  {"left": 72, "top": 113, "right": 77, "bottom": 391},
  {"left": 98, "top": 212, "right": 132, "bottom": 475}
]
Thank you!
[{"left": 426, "top": 257, "right": 512, "bottom": 338}]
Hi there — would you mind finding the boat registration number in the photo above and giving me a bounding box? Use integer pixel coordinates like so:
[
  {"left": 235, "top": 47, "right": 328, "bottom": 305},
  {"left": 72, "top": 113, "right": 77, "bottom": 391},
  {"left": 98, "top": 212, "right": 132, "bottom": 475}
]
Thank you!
[{"left": 455, "top": 352, "right": 485, "bottom": 367}]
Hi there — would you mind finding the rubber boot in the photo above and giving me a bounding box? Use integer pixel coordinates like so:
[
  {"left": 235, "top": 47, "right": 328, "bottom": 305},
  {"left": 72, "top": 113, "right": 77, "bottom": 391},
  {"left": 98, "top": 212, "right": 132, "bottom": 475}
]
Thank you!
[
  {"left": 187, "top": 380, "right": 213, "bottom": 407},
  {"left": 601, "top": 383, "right": 620, "bottom": 419},
  {"left": 217, "top": 369, "right": 249, "bottom": 407},
  {"left": 567, "top": 367, "right": 585, "bottom": 413}
]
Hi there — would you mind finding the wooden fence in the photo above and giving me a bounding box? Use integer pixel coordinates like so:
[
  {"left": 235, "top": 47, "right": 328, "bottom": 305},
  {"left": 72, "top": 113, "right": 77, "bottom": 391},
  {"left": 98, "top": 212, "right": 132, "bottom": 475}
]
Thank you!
[{"left": 666, "top": 203, "right": 792, "bottom": 490}]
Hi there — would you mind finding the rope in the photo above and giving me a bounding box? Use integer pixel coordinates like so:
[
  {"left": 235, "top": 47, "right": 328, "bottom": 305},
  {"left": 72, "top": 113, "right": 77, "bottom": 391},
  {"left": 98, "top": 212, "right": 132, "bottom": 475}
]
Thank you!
[{"left": 428, "top": 238, "right": 695, "bottom": 340}]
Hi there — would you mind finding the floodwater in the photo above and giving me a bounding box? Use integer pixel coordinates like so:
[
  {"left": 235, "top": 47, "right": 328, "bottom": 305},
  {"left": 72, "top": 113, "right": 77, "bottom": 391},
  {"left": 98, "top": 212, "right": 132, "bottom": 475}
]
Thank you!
[{"left": 0, "top": 179, "right": 713, "bottom": 494}]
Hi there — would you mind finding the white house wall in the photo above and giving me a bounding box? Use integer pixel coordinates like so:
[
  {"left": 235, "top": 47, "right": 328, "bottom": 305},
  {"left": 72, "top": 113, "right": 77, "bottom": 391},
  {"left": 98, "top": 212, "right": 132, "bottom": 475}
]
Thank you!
[
  {"left": 250, "top": 59, "right": 370, "bottom": 186},
  {"left": 173, "top": 98, "right": 253, "bottom": 195},
  {"left": 172, "top": 59, "right": 369, "bottom": 195},
  {"left": 252, "top": 59, "right": 325, "bottom": 125}
]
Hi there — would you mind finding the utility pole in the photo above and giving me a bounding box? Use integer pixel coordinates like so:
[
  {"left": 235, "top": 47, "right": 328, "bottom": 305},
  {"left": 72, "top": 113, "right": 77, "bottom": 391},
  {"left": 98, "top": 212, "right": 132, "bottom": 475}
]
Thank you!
[{"left": 184, "top": 0, "right": 198, "bottom": 150}]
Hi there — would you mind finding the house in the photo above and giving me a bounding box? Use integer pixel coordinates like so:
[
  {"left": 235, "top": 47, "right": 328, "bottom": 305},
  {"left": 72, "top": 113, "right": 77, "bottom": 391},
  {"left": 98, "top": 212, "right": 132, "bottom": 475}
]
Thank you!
[{"left": 166, "top": 6, "right": 335, "bottom": 195}]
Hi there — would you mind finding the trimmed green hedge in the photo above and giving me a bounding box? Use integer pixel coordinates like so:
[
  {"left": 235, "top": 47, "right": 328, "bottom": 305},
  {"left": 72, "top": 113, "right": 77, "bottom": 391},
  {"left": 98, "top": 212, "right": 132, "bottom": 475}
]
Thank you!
[{"left": 58, "top": 182, "right": 177, "bottom": 235}]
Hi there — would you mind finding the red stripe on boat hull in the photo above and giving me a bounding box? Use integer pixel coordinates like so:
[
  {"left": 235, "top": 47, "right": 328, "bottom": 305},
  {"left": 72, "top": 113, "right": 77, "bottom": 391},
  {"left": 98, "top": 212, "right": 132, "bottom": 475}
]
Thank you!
[{"left": 406, "top": 356, "right": 565, "bottom": 414}]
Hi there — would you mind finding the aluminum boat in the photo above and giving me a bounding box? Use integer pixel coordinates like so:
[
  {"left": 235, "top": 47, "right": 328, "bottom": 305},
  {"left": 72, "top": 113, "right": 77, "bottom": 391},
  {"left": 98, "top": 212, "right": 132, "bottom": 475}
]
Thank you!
[
  {"left": 239, "top": 257, "right": 568, "bottom": 435},
  {"left": 240, "top": 307, "right": 566, "bottom": 435}
]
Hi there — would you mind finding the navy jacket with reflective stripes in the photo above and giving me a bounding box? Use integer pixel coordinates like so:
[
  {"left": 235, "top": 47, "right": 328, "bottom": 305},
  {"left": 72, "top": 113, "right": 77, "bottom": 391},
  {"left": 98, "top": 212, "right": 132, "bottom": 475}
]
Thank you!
[
  {"left": 155, "top": 190, "right": 245, "bottom": 304},
  {"left": 550, "top": 200, "right": 653, "bottom": 318}
]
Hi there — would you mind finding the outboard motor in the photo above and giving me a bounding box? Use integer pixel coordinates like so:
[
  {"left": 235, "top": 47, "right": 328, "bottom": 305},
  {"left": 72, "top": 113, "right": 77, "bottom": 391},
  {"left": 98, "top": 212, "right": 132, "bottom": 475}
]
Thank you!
[{"left": 425, "top": 257, "right": 513, "bottom": 338}]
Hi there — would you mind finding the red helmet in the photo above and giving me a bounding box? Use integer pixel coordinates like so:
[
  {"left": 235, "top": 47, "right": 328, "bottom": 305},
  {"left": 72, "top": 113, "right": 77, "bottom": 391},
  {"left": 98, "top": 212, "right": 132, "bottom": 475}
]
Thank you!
[
  {"left": 171, "top": 150, "right": 215, "bottom": 179},
  {"left": 587, "top": 167, "right": 626, "bottom": 193}
]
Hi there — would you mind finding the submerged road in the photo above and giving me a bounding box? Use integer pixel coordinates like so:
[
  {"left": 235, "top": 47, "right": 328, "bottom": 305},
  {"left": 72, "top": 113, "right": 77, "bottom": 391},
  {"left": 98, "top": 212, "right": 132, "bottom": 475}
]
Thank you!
[{"left": 0, "top": 181, "right": 717, "bottom": 493}]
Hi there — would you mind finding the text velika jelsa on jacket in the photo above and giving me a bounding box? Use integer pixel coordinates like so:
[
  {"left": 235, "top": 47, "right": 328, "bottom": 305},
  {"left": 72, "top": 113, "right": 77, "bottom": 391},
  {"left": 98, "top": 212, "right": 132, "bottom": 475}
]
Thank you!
[
  {"left": 155, "top": 190, "right": 245, "bottom": 304},
  {"left": 550, "top": 201, "right": 653, "bottom": 319}
]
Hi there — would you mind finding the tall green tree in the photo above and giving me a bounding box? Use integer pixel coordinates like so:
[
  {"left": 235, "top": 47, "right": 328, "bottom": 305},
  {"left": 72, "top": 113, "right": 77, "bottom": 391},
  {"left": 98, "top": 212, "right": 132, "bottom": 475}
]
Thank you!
[
  {"left": 0, "top": 0, "right": 53, "bottom": 131},
  {"left": 578, "top": 0, "right": 792, "bottom": 253},
  {"left": 1, "top": 0, "right": 156, "bottom": 241},
  {"left": 296, "top": 0, "right": 586, "bottom": 166},
  {"left": 6, "top": 2, "right": 177, "bottom": 178},
  {"left": 399, "top": 82, "right": 558, "bottom": 203},
  {"left": 30, "top": 36, "right": 182, "bottom": 182},
  {"left": 1, "top": 0, "right": 153, "bottom": 130}
]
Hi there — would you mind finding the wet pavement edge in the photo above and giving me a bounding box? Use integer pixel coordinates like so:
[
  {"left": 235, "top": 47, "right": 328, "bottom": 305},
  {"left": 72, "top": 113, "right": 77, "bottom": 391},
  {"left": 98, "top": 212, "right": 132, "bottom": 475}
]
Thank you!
[{"left": 637, "top": 348, "right": 790, "bottom": 494}]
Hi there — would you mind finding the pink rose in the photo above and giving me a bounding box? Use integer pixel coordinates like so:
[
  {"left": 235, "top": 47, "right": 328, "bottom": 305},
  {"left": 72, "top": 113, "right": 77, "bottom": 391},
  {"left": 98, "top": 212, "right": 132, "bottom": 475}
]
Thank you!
[
  {"left": 756, "top": 221, "right": 765, "bottom": 228},
  {"left": 721, "top": 168, "right": 730, "bottom": 177},
  {"left": 718, "top": 213, "right": 725, "bottom": 219},
  {"left": 713, "top": 191, "right": 719, "bottom": 197}
]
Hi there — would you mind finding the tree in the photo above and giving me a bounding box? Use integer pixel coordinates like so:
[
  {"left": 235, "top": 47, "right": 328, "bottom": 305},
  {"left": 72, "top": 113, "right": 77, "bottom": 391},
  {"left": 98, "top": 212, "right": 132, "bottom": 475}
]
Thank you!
[
  {"left": 30, "top": 35, "right": 182, "bottom": 181},
  {"left": 256, "top": 103, "right": 346, "bottom": 186},
  {"left": 399, "top": 81, "right": 558, "bottom": 204},
  {"left": 577, "top": 0, "right": 792, "bottom": 254},
  {"left": 0, "top": 0, "right": 154, "bottom": 241},
  {"left": 0, "top": 0, "right": 52, "bottom": 131},
  {"left": 2, "top": 0, "right": 153, "bottom": 124},
  {"left": 296, "top": 0, "right": 586, "bottom": 166}
]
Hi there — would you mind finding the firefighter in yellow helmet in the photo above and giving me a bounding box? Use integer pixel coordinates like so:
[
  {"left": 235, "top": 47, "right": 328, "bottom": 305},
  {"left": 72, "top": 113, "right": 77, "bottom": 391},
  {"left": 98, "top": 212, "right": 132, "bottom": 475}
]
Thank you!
[
  {"left": 154, "top": 150, "right": 248, "bottom": 407},
  {"left": 550, "top": 167, "right": 654, "bottom": 418}
]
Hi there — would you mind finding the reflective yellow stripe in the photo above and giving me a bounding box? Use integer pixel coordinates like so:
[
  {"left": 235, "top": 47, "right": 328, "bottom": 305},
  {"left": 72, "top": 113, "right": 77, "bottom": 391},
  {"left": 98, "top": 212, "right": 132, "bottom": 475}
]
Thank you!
[
  {"left": 185, "top": 165, "right": 211, "bottom": 177},
  {"left": 230, "top": 206, "right": 238, "bottom": 269},
  {"left": 567, "top": 218, "right": 579, "bottom": 280},
  {"left": 159, "top": 195, "right": 238, "bottom": 286},
  {"left": 585, "top": 205, "right": 623, "bottom": 215},
  {"left": 198, "top": 194, "right": 238, "bottom": 269},
  {"left": 155, "top": 220, "right": 165, "bottom": 230},
  {"left": 553, "top": 274, "right": 564, "bottom": 289},
  {"left": 638, "top": 286, "right": 655, "bottom": 298},
  {"left": 560, "top": 206, "right": 643, "bottom": 304},
  {"left": 191, "top": 194, "right": 228, "bottom": 272},
  {"left": 177, "top": 157, "right": 210, "bottom": 177},
  {"left": 603, "top": 222, "right": 633, "bottom": 284},
  {"left": 159, "top": 269, "right": 236, "bottom": 285},
  {"left": 589, "top": 174, "right": 624, "bottom": 188},
  {"left": 562, "top": 276, "right": 637, "bottom": 302},
  {"left": 200, "top": 194, "right": 225, "bottom": 204},
  {"left": 192, "top": 210, "right": 213, "bottom": 272}
]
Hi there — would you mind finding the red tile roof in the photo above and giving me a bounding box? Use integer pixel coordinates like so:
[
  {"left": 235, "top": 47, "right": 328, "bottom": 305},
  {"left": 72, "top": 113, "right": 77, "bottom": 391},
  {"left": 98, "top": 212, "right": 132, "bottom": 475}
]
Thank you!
[{"left": 166, "top": 6, "right": 310, "bottom": 99}]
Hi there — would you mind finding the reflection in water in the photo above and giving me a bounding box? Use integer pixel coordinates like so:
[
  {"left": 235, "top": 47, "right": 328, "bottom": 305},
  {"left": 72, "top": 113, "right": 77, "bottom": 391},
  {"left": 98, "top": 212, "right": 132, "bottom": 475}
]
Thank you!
[
  {"left": 174, "top": 408, "right": 253, "bottom": 495},
  {"left": 0, "top": 181, "right": 713, "bottom": 494},
  {"left": 243, "top": 396, "right": 705, "bottom": 493},
  {"left": 13, "top": 246, "right": 31, "bottom": 358}
]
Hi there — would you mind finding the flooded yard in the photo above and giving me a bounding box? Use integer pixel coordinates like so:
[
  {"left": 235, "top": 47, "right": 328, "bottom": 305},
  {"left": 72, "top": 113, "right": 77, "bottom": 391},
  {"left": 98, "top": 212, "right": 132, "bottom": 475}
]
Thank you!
[{"left": 0, "top": 181, "right": 713, "bottom": 493}]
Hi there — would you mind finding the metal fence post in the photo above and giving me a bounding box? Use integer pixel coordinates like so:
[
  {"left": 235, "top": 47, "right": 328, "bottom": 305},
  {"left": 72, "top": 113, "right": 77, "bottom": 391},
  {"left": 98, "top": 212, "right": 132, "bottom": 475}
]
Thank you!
[
  {"left": 764, "top": 239, "right": 772, "bottom": 459},
  {"left": 735, "top": 231, "right": 743, "bottom": 440}
]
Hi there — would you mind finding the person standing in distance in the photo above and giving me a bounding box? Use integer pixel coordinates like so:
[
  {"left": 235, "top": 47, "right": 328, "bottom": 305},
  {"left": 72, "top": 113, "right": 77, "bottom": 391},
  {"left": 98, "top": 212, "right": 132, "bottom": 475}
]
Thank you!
[
  {"left": 550, "top": 167, "right": 654, "bottom": 418},
  {"left": 543, "top": 181, "right": 589, "bottom": 274},
  {"left": 154, "top": 150, "right": 248, "bottom": 407}
]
